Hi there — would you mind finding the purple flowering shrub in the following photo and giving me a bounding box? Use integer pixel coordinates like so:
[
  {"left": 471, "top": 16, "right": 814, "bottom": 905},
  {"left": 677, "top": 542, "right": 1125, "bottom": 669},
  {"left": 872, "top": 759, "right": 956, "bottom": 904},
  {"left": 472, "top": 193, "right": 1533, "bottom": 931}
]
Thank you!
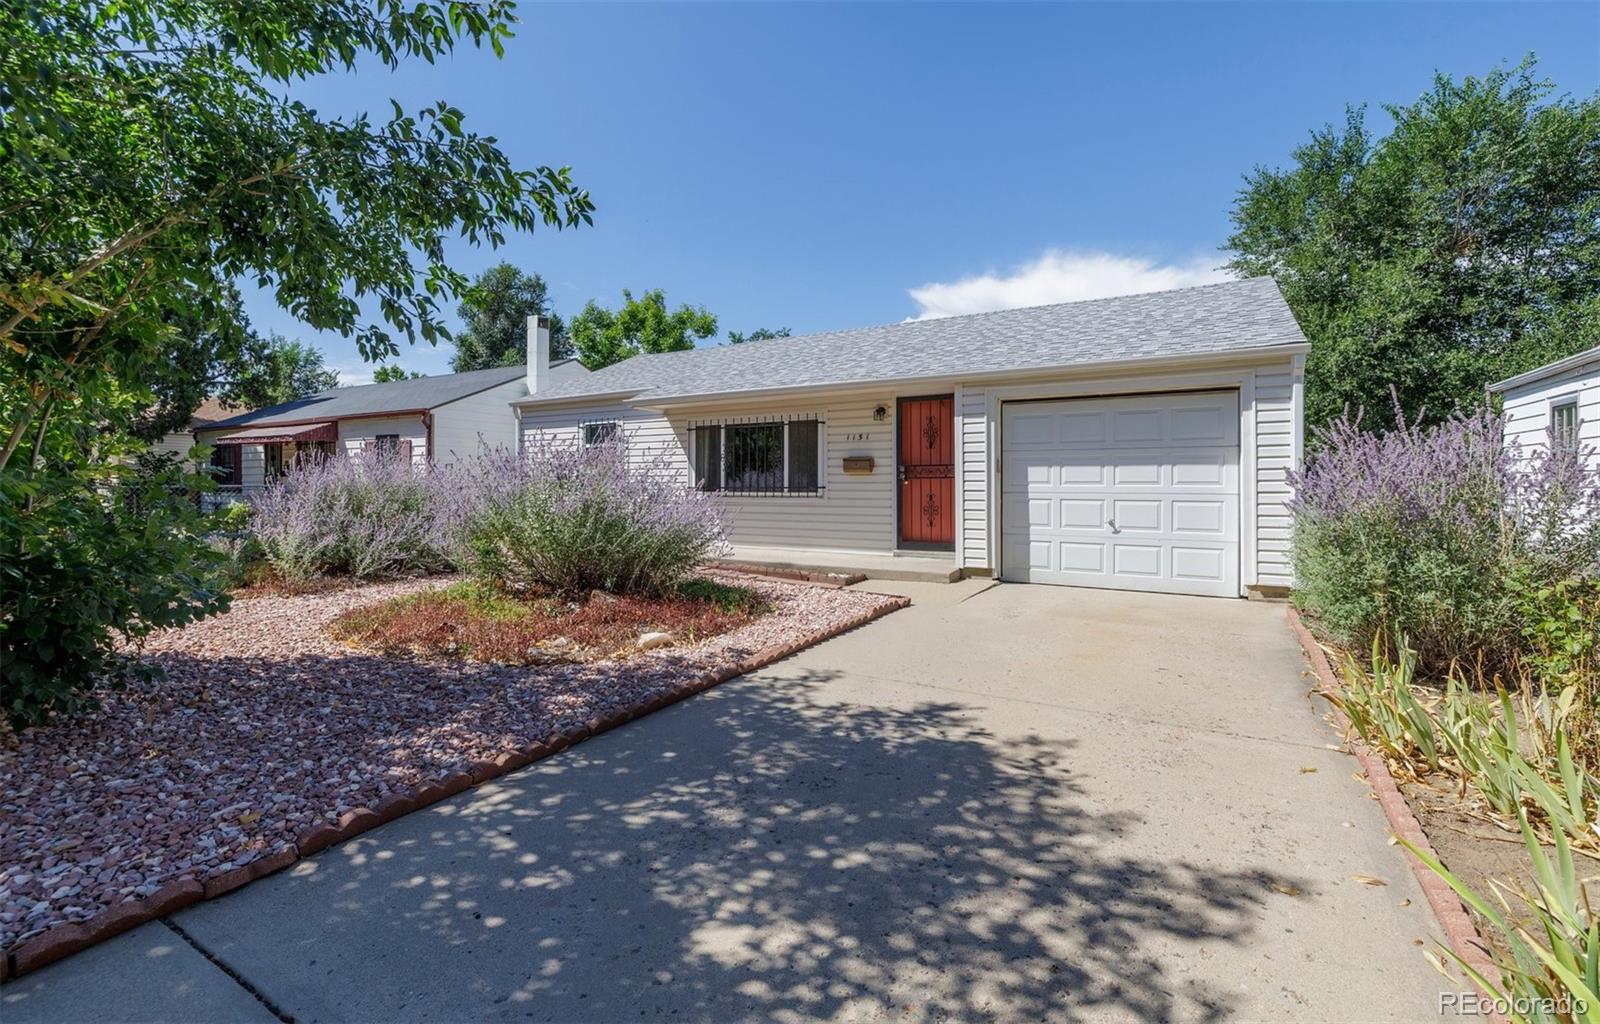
[
  {"left": 250, "top": 450, "right": 449, "bottom": 582},
  {"left": 1287, "top": 403, "right": 1599, "bottom": 675},
  {"left": 451, "top": 440, "right": 727, "bottom": 597}
]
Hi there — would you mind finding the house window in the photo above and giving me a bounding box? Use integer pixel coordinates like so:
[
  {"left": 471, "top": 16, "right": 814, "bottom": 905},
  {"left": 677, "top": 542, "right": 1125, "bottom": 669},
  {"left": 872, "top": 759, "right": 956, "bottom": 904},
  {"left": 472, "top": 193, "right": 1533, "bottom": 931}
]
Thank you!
[
  {"left": 209, "top": 445, "right": 241, "bottom": 487},
  {"left": 1551, "top": 400, "right": 1579, "bottom": 452},
  {"left": 583, "top": 421, "right": 621, "bottom": 447},
  {"left": 689, "top": 419, "right": 823, "bottom": 496},
  {"left": 264, "top": 443, "right": 287, "bottom": 481},
  {"left": 374, "top": 434, "right": 401, "bottom": 454}
]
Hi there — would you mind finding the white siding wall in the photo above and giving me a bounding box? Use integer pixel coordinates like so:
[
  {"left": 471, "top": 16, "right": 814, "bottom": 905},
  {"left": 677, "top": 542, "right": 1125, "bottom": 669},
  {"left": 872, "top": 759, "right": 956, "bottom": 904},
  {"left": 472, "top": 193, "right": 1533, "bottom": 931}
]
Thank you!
[
  {"left": 1253, "top": 360, "right": 1300, "bottom": 589},
  {"left": 429, "top": 378, "right": 527, "bottom": 464},
  {"left": 520, "top": 395, "right": 899, "bottom": 554},
  {"left": 148, "top": 431, "right": 195, "bottom": 461},
  {"left": 1501, "top": 358, "right": 1600, "bottom": 475},
  {"left": 337, "top": 415, "right": 427, "bottom": 466},
  {"left": 957, "top": 386, "right": 988, "bottom": 568}
]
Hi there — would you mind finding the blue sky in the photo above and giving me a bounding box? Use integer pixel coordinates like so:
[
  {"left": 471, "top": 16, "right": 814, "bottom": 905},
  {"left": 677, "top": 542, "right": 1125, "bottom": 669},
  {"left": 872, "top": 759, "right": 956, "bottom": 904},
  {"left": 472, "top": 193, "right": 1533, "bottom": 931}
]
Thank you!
[{"left": 243, "top": 2, "right": 1600, "bottom": 383}]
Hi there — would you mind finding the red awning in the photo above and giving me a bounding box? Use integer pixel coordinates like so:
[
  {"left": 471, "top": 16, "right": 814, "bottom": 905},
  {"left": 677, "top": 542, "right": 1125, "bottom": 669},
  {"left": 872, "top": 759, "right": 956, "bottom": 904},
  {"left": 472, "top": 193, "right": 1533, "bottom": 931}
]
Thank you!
[{"left": 214, "top": 422, "right": 337, "bottom": 445}]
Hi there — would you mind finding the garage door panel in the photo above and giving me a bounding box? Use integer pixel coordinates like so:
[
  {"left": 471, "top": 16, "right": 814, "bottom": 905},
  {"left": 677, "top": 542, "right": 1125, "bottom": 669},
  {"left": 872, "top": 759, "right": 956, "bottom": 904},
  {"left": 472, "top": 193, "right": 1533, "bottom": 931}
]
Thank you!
[
  {"left": 1112, "top": 544, "right": 1163, "bottom": 577},
  {"left": 1060, "top": 541, "right": 1104, "bottom": 572},
  {"left": 1171, "top": 499, "right": 1226, "bottom": 535},
  {"left": 1059, "top": 498, "right": 1104, "bottom": 529},
  {"left": 1111, "top": 499, "right": 1161, "bottom": 532},
  {"left": 1111, "top": 409, "right": 1163, "bottom": 442},
  {"left": 1172, "top": 546, "right": 1228, "bottom": 582},
  {"left": 1000, "top": 391, "right": 1240, "bottom": 597}
]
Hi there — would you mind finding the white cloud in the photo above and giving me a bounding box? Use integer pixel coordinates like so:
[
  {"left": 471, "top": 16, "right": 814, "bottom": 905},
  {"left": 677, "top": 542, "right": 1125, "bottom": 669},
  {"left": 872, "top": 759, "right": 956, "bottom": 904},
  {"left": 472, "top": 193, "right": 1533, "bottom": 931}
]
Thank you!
[{"left": 906, "top": 249, "right": 1234, "bottom": 321}]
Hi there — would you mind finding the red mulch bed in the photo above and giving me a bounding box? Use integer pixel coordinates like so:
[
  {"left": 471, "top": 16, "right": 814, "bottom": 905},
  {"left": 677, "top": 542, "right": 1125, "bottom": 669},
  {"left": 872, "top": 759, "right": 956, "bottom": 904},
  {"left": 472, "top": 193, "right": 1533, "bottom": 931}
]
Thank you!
[{"left": 329, "top": 583, "right": 764, "bottom": 664}]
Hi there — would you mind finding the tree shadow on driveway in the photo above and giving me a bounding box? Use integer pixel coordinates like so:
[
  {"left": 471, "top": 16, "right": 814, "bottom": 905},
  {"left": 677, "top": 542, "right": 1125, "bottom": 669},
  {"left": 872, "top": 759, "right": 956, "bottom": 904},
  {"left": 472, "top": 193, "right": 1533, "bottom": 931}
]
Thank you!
[{"left": 184, "top": 668, "right": 1307, "bottom": 1023}]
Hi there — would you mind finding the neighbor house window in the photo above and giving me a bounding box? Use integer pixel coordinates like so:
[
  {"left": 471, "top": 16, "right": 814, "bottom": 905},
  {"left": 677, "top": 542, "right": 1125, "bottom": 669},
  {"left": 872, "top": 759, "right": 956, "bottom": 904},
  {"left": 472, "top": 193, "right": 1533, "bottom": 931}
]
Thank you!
[
  {"left": 209, "top": 445, "right": 241, "bottom": 487},
  {"left": 583, "top": 421, "right": 621, "bottom": 447},
  {"left": 689, "top": 419, "right": 823, "bottom": 496},
  {"left": 374, "top": 434, "right": 401, "bottom": 454},
  {"left": 264, "top": 443, "right": 287, "bottom": 481},
  {"left": 1551, "top": 400, "right": 1579, "bottom": 452}
]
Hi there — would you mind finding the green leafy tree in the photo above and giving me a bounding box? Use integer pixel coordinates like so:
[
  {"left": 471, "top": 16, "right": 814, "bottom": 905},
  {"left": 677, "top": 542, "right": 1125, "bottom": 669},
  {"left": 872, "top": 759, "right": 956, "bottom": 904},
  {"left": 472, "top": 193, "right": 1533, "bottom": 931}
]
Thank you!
[
  {"left": 236, "top": 335, "right": 341, "bottom": 405},
  {"left": 1226, "top": 59, "right": 1600, "bottom": 430},
  {"left": 132, "top": 286, "right": 261, "bottom": 441},
  {"left": 727, "top": 327, "right": 791, "bottom": 345},
  {"left": 451, "top": 262, "right": 570, "bottom": 371},
  {"left": 571, "top": 289, "right": 718, "bottom": 370},
  {"left": 1, "top": 0, "right": 591, "bottom": 724},
  {"left": 372, "top": 364, "right": 425, "bottom": 382}
]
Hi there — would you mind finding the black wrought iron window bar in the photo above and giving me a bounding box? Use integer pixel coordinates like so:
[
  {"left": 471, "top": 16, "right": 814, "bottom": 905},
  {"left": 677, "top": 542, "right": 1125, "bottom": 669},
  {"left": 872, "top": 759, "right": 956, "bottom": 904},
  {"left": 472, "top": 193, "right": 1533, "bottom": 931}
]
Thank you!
[{"left": 688, "top": 415, "right": 824, "bottom": 496}]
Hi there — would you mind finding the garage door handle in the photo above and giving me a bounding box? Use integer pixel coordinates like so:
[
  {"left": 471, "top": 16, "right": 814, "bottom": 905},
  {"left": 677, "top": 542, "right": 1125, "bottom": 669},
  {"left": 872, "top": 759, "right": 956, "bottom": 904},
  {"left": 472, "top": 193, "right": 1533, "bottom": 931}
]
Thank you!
[{"left": 1107, "top": 518, "right": 1120, "bottom": 534}]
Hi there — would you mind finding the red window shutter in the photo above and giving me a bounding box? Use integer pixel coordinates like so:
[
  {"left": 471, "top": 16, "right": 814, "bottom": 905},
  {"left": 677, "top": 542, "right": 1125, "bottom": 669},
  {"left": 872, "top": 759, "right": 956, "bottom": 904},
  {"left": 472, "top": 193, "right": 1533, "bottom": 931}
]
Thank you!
[
  {"left": 362, "top": 439, "right": 376, "bottom": 453},
  {"left": 399, "top": 439, "right": 413, "bottom": 461}
]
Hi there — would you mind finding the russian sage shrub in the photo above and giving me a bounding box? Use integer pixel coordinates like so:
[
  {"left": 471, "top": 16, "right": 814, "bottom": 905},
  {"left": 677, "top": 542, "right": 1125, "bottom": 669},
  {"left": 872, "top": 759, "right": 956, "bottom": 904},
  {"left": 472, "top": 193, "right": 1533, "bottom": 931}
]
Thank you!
[
  {"left": 453, "top": 441, "right": 727, "bottom": 597},
  {"left": 250, "top": 450, "right": 447, "bottom": 582},
  {"left": 1287, "top": 403, "right": 1599, "bottom": 675}
]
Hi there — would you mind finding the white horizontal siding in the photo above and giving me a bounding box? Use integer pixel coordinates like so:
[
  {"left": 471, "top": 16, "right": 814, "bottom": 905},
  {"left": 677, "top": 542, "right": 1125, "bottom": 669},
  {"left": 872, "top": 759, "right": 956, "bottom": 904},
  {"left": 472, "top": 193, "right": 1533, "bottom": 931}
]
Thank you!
[
  {"left": 338, "top": 415, "right": 428, "bottom": 467},
  {"left": 520, "top": 395, "right": 898, "bottom": 554},
  {"left": 148, "top": 431, "right": 195, "bottom": 461},
  {"left": 429, "top": 378, "right": 525, "bottom": 464},
  {"left": 1254, "top": 362, "right": 1298, "bottom": 588},
  {"left": 958, "top": 387, "right": 989, "bottom": 568},
  {"left": 1502, "top": 359, "right": 1600, "bottom": 476}
]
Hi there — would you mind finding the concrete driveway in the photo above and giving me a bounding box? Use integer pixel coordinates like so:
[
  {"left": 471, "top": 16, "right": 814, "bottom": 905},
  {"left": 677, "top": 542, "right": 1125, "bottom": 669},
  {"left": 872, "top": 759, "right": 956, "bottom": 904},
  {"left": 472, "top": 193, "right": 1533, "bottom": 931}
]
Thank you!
[{"left": 3, "top": 582, "right": 1450, "bottom": 1023}]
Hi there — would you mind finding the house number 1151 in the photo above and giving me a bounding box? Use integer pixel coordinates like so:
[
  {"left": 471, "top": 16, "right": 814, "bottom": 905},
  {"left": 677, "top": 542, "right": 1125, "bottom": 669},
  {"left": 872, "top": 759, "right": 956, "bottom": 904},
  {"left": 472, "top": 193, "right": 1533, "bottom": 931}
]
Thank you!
[{"left": 843, "top": 432, "right": 871, "bottom": 441}]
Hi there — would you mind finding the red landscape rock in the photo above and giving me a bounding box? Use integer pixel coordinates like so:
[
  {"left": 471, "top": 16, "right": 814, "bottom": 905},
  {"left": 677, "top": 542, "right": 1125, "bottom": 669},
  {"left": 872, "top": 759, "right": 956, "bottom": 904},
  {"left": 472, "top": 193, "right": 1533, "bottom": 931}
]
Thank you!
[{"left": 0, "top": 573, "right": 904, "bottom": 968}]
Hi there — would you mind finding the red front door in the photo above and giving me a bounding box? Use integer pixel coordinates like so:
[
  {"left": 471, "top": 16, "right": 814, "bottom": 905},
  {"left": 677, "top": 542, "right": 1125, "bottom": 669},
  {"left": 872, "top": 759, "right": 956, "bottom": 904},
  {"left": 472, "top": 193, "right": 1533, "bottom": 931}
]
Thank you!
[{"left": 898, "top": 395, "right": 955, "bottom": 548}]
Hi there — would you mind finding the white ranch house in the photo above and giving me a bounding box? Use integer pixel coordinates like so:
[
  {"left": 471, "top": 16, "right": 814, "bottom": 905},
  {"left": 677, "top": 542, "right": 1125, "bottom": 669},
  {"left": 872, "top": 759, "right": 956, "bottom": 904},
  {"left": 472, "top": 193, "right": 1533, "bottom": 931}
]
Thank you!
[
  {"left": 1491, "top": 345, "right": 1599, "bottom": 474},
  {"left": 516, "top": 278, "right": 1307, "bottom": 598}
]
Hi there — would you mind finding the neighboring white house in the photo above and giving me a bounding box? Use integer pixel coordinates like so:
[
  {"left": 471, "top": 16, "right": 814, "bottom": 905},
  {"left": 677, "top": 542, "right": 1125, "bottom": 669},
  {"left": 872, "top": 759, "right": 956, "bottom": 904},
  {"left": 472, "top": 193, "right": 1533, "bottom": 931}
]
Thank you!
[
  {"left": 1490, "top": 346, "right": 1599, "bottom": 473},
  {"left": 514, "top": 277, "right": 1308, "bottom": 598},
  {"left": 194, "top": 360, "right": 587, "bottom": 497},
  {"left": 147, "top": 397, "right": 253, "bottom": 462}
]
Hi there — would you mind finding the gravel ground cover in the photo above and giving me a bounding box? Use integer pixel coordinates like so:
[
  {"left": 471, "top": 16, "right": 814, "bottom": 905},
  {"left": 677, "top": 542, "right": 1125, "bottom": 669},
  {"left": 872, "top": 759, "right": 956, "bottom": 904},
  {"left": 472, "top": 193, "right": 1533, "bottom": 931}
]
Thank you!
[{"left": 0, "top": 574, "right": 900, "bottom": 955}]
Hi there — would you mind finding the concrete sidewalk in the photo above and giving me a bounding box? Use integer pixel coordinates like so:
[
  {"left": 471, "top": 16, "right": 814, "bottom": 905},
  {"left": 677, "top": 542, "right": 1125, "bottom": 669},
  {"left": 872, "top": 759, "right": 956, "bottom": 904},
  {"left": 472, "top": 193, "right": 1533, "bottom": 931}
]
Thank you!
[{"left": 3, "top": 582, "right": 1451, "bottom": 1023}]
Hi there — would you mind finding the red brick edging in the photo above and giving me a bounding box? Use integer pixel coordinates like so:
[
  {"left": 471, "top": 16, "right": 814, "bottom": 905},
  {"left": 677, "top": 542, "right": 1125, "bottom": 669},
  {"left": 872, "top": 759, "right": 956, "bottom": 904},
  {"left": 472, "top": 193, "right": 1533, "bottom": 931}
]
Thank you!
[
  {"left": 2, "top": 595, "right": 912, "bottom": 982},
  {"left": 1286, "top": 607, "right": 1505, "bottom": 1010}
]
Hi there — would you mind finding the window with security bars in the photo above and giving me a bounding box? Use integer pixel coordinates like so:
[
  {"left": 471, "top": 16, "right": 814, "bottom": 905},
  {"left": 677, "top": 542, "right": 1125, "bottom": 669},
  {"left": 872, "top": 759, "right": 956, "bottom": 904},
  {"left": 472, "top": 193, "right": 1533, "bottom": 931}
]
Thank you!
[
  {"left": 689, "top": 419, "right": 823, "bottom": 495},
  {"left": 583, "top": 421, "right": 621, "bottom": 447}
]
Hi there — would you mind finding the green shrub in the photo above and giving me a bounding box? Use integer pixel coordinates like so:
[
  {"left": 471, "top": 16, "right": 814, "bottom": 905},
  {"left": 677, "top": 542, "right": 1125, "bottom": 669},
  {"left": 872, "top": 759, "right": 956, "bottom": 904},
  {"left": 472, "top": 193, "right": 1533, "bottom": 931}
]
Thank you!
[
  {"left": 1, "top": 458, "right": 229, "bottom": 728},
  {"left": 1288, "top": 405, "right": 1599, "bottom": 676},
  {"left": 249, "top": 450, "right": 447, "bottom": 582},
  {"left": 455, "top": 444, "right": 726, "bottom": 597}
]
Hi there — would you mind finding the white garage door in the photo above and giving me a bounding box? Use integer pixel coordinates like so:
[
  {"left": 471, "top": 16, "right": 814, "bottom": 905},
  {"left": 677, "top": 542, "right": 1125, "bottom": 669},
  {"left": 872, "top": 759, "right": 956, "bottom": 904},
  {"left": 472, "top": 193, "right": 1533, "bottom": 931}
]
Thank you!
[{"left": 1001, "top": 391, "right": 1240, "bottom": 597}]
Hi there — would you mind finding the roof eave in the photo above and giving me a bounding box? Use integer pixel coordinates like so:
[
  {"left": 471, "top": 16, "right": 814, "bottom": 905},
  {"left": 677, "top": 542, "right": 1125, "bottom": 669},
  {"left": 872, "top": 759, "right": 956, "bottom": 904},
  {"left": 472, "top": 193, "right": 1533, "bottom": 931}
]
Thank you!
[
  {"left": 626, "top": 341, "right": 1310, "bottom": 411},
  {"left": 196, "top": 408, "right": 432, "bottom": 433},
  {"left": 1488, "top": 346, "right": 1600, "bottom": 393},
  {"left": 510, "top": 387, "right": 650, "bottom": 409}
]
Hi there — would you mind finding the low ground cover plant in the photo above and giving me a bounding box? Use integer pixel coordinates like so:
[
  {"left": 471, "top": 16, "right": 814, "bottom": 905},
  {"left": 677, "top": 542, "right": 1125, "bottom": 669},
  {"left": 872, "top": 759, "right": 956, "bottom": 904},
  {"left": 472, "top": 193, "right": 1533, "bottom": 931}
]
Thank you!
[
  {"left": 1328, "top": 636, "right": 1598, "bottom": 857},
  {"left": 1405, "top": 799, "right": 1598, "bottom": 1024},
  {"left": 330, "top": 577, "right": 766, "bottom": 664}
]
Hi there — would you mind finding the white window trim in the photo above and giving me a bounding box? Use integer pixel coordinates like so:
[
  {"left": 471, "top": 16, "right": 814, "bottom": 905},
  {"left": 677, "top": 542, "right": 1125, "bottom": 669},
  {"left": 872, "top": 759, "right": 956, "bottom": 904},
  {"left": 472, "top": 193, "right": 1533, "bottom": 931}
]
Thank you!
[{"left": 1550, "top": 396, "right": 1580, "bottom": 451}]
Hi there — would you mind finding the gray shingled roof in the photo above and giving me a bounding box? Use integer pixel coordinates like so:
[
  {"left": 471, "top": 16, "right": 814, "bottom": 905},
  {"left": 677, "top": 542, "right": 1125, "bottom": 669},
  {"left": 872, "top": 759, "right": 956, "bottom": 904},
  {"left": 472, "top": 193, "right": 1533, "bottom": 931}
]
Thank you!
[
  {"left": 205, "top": 361, "right": 585, "bottom": 430},
  {"left": 521, "top": 277, "right": 1306, "bottom": 406}
]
